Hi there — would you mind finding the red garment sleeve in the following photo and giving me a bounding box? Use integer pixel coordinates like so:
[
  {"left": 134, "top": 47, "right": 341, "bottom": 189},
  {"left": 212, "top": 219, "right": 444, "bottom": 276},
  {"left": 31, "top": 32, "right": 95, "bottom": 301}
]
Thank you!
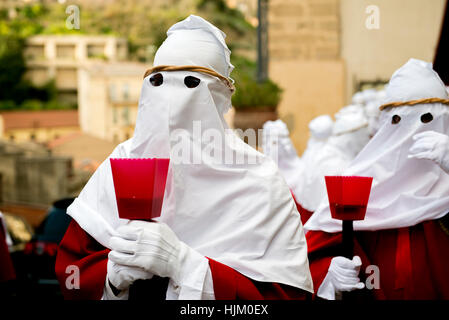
[
  {"left": 207, "top": 258, "right": 311, "bottom": 300},
  {"left": 291, "top": 192, "right": 314, "bottom": 225},
  {"left": 305, "top": 230, "right": 340, "bottom": 294},
  {"left": 55, "top": 220, "right": 110, "bottom": 300}
]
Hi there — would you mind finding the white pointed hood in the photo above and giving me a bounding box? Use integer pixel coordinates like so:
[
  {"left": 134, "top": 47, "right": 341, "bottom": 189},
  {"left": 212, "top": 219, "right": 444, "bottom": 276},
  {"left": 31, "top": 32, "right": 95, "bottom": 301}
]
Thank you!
[
  {"left": 154, "top": 14, "right": 234, "bottom": 79},
  {"left": 290, "top": 115, "right": 335, "bottom": 211}
]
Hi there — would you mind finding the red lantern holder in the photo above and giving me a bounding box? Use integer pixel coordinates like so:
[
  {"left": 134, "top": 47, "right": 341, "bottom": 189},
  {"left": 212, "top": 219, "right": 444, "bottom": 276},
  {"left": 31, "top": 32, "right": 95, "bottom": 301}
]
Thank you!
[{"left": 110, "top": 158, "right": 170, "bottom": 221}]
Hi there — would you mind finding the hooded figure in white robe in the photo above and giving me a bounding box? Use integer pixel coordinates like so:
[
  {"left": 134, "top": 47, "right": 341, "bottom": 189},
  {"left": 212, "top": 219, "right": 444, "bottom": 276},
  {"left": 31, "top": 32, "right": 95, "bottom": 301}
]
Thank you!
[
  {"left": 295, "top": 107, "right": 369, "bottom": 213},
  {"left": 305, "top": 58, "right": 449, "bottom": 300},
  {"left": 262, "top": 109, "right": 368, "bottom": 215},
  {"left": 262, "top": 116, "right": 333, "bottom": 205},
  {"left": 306, "top": 58, "right": 449, "bottom": 233},
  {"left": 57, "top": 15, "right": 313, "bottom": 300}
]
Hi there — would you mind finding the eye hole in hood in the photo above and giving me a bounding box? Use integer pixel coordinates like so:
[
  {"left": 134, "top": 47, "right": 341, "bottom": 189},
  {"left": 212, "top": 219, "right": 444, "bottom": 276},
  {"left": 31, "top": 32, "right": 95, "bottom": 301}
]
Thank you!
[
  {"left": 392, "top": 114, "right": 401, "bottom": 124},
  {"left": 184, "top": 76, "right": 201, "bottom": 88},
  {"left": 149, "top": 73, "right": 163, "bottom": 87},
  {"left": 421, "top": 112, "right": 433, "bottom": 123}
]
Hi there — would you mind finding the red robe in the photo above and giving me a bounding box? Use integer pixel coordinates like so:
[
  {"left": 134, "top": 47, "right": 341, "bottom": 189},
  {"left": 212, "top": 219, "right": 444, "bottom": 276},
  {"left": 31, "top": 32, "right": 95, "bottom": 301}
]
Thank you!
[
  {"left": 55, "top": 220, "right": 310, "bottom": 300},
  {"left": 306, "top": 218, "right": 449, "bottom": 300},
  {"left": 0, "top": 218, "right": 15, "bottom": 283}
]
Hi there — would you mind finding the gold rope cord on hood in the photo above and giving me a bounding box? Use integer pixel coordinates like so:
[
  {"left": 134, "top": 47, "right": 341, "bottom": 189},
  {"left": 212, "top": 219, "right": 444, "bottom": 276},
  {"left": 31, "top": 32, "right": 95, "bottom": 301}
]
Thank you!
[
  {"left": 379, "top": 98, "right": 449, "bottom": 111},
  {"left": 144, "top": 65, "right": 235, "bottom": 93}
]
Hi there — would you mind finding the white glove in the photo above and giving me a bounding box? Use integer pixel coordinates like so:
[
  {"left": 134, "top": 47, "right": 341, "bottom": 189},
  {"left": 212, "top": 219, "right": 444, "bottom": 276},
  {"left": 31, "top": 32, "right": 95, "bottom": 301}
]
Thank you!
[
  {"left": 106, "top": 259, "right": 153, "bottom": 291},
  {"left": 409, "top": 131, "right": 449, "bottom": 174},
  {"left": 317, "top": 256, "right": 365, "bottom": 300},
  {"left": 108, "top": 220, "right": 193, "bottom": 285}
]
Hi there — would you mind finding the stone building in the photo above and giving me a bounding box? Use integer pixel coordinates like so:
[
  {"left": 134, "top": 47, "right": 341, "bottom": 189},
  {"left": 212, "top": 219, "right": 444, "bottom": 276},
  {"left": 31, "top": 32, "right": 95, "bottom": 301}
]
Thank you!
[
  {"left": 48, "top": 132, "right": 118, "bottom": 170},
  {"left": 77, "top": 62, "right": 146, "bottom": 143},
  {"left": 0, "top": 141, "right": 74, "bottom": 206},
  {"left": 25, "top": 35, "right": 128, "bottom": 105},
  {"left": 23, "top": 35, "right": 148, "bottom": 143},
  {"left": 0, "top": 110, "right": 79, "bottom": 143}
]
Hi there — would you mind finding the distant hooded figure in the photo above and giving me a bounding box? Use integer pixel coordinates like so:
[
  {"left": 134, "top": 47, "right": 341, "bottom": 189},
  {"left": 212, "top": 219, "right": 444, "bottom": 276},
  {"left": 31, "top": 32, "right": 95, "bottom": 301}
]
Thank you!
[
  {"left": 262, "top": 116, "right": 334, "bottom": 224},
  {"left": 298, "top": 108, "right": 369, "bottom": 218},
  {"left": 305, "top": 58, "right": 449, "bottom": 300},
  {"left": 262, "top": 119, "right": 303, "bottom": 197},
  {"left": 262, "top": 111, "right": 369, "bottom": 225},
  {"left": 302, "top": 115, "right": 335, "bottom": 161},
  {"left": 352, "top": 88, "right": 387, "bottom": 137},
  {"left": 55, "top": 15, "right": 313, "bottom": 300}
]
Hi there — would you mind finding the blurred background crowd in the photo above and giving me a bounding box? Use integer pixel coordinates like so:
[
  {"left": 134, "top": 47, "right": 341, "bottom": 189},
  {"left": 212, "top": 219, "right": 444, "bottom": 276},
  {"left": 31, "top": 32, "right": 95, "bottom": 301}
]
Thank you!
[{"left": 0, "top": 0, "right": 447, "bottom": 299}]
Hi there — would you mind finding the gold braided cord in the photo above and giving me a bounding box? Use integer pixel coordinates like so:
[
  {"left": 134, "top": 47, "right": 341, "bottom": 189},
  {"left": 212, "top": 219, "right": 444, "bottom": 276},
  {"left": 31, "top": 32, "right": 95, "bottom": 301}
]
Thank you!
[
  {"left": 144, "top": 65, "right": 235, "bottom": 92},
  {"left": 379, "top": 98, "right": 449, "bottom": 111}
]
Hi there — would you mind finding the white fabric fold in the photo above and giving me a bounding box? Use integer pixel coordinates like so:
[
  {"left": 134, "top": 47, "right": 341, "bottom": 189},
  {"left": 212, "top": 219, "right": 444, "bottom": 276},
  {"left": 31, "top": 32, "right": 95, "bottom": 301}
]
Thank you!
[{"left": 166, "top": 242, "right": 213, "bottom": 300}]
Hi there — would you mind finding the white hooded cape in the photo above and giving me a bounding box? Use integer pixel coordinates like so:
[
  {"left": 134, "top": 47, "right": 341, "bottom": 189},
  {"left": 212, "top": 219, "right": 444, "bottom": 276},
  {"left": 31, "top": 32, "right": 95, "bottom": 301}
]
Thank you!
[{"left": 67, "top": 15, "right": 313, "bottom": 294}]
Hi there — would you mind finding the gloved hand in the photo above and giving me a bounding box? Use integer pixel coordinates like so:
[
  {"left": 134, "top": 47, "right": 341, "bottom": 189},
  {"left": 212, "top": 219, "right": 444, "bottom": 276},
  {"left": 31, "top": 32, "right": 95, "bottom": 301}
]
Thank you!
[
  {"left": 317, "top": 256, "right": 365, "bottom": 300},
  {"left": 409, "top": 131, "right": 449, "bottom": 174},
  {"left": 106, "top": 259, "right": 153, "bottom": 291},
  {"left": 108, "top": 220, "right": 192, "bottom": 285}
]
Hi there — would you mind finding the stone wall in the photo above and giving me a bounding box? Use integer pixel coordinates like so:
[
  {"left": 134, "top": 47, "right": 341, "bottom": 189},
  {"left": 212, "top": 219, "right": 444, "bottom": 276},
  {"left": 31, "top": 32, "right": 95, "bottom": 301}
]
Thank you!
[
  {"left": 269, "top": 0, "right": 340, "bottom": 61},
  {"left": 0, "top": 142, "right": 73, "bottom": 206},
  {"left": 15, "top": 156, "right": 72, "bottom": 205},
  {"left": 268, "top": 0, "right": 345, "bottom": 153},
  {"left": 340, "top": 0, "right": 446, "bottom": 101}
]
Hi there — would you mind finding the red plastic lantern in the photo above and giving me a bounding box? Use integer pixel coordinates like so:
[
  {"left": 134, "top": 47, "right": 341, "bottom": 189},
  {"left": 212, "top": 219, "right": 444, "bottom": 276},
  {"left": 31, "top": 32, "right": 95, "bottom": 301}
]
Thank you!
[{"left": 110, "top": 158, "right": 170, "bottom": 221}]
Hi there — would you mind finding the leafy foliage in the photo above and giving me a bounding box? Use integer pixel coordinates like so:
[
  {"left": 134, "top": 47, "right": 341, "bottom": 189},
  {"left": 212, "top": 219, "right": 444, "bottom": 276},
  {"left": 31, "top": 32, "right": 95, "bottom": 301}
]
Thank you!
[
  {"left": 0, "top": 1, "right": 280, "bottom": 111},
  {"left": 0, "top": 5, "right": 76, "bottom": 111},
  {"left": 196, "top": 0, "right": 256, "bottom": 52},
  {"left": 231, "top": 56, "right": 282, "bottom": 110}
]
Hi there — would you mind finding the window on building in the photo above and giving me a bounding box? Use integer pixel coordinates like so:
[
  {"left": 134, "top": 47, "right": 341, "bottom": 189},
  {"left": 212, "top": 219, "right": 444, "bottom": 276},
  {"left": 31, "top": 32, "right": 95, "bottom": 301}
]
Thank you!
[
  {"left": 113, "top": 107, "right": 118, "bottom": 124},
  {"left": 67, "top": 161, "right": 74, "bottom": 178},
  {"left": 25, "top": 45, "right": 45, "bottom": 61},
  {"left": 123, "top": 83, "right": 130, "bottom": 101},
  {"left": 123, "top": 107, "right": 130, "bottom": 125},
  {"left": 117, "top": 43, "right": 128, "bottom": 60},
  {"left": 56, "top": 44, "right": 76, "bottom": 59},
  {"left": 109, "top": 83, "right": 117, "bottom": 102},
  {"left": 56, "top": 68, "right": 77, "bottom": 90},
  {"left": 357, "top": 79, "right": 388, "bottom": 92},
  {"left": 87, "top": 44, "right": 106, "bottom": 59}
]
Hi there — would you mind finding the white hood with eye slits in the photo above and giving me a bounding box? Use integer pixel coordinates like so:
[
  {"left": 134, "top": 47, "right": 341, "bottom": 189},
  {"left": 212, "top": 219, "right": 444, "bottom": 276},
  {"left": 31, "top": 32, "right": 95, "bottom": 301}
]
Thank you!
[
  {"left": 305, "top": 59, "right": 449, "bottom": 233},
  {"left": 67, "top": 15, "right": 313, "bottom": 295}
]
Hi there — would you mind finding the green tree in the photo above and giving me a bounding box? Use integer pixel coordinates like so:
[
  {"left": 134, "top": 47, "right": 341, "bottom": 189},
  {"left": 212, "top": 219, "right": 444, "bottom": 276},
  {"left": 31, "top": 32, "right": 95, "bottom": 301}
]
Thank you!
[{"left": 0, "top": 4, "right": 66, "bottom": 110}]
